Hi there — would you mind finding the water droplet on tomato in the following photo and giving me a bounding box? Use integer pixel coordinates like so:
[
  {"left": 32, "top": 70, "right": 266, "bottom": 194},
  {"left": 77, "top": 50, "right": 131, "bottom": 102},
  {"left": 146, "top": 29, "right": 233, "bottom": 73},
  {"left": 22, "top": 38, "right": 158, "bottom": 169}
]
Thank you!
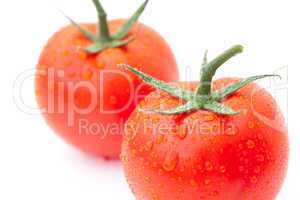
[
  {"left": 131, "top": 149, "right": 137, "bottom": 157},
  {"left": 68, "top": 72, "right": 76, "bottom": 78},
  {"left": 256, "top": 154, "right": 265, "bottom": 162},
  {"left": 204, "top": 179, "right": 211, "bottom": 185},
  {"left": 248, "top": 121, "right": 255, "bottom": 129},
  {"left": 219, "top": 165, "right": 226, "bottom": 173},
  {"left": 144, "top": 176, "right": 151, "bottom": 183},
  {"left": 246, "top": 139, "right": 255, "bottom": 149},
  {"left": 120, "top": 154, "right": 128, "bottom": 164},
  {"left": 97, "top": 62, "right": 105, "bottom": 69},
  {"left": 82, "top": 70, "right": 93, "bottom": 80},
  {"left": 156, "top": 134, "right": 165, "bottom": 144},
  {"left": 257, "top": 134, "right": 264, "bottom": 140},
  {"left": 254, "top": 166, "right": 261, "bottom": 173},
  {"left": 110, "top": 95, "right": 117, "bottom": 105},
  {"left": 158, "top": 169, "right": 164, "bottom": 175},
  {"left": 190, "top": 179, "right": 198, "bottom": 187},
  {"left": 62, "top": 49, "right": 70, "bottom": 57},
  {"left": 177, "top": 176, "right": 183, "bottom": 182},
  {"left": 226, "top": 126, "right": 237, "bottom": 136},
  {"left": 163, "top": 151, "right": 178, "bottom": 172},
  {"left": 145, "top": 141, "right": 153, "bottom": 152},
  {"left": 204, "top": 161, "right": 213, "bottom": 171},
  {"left": 204, "top": 115, "right": 215, "bottom": 121},
  {"left": 176, "top": 125, "right": 188, "bottom": 139},
  {"left": 238, "top": 166, "right": 245, "bottom": 172},
  {"left": 212, "top": 190, "right": 219, "bottom": 196},
  {"left": 250, "top": 176, "right": 258, "bottom": 183}
]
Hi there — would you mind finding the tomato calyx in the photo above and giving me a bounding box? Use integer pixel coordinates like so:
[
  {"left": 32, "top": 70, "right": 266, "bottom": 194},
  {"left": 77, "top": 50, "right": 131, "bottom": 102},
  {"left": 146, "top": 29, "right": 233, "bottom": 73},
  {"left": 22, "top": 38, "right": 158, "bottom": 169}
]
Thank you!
[
  {"left": 64, "top": 0, "right": 149, "bottom": 54},
  {"left": 120, "top": 45, "right": 280, "bottom": 115}
]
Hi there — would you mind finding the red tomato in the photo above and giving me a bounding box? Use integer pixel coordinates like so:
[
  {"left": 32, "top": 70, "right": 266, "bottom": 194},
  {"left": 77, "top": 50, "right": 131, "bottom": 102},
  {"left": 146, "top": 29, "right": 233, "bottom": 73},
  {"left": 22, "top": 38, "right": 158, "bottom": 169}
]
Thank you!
[
  {"left": 35, "top": 1, "right": 178, "bottom": 158},
  {"left": 122, "top": 46, "right": 288, "bottom": 200}
]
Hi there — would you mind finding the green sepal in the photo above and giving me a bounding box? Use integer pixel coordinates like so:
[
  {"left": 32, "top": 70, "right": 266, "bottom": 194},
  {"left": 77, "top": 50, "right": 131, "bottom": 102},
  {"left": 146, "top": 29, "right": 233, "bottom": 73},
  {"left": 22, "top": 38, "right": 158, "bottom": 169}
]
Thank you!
[
  {"left": 110, "top": 37, "right": 135, "bottom": 48},
  {"left": 203, "top": 101, "right": 239, "bottom": 115},
  {"left": 112, "top": 0, "right": 149, "bottom": 40},
  {"left": 212, "top": 74, "right": 281, "bottom": 101},
  {"left": 85, "top": 42, "right": 106, "bottom": 54},
  {"left": 120, "top": 64, "right": 194, "bottom": 101},
  {"left": 139, "top": 101, "right": 197, "bottom": 115},
  {"left": 62, "top": 13, "right": 98, "bottom": 42},
  {"left": 196, "top": 45, "right": 244, "bottom": 96},
  {"left": 85, "top": 36, "right": 135, "bottom": 53}
]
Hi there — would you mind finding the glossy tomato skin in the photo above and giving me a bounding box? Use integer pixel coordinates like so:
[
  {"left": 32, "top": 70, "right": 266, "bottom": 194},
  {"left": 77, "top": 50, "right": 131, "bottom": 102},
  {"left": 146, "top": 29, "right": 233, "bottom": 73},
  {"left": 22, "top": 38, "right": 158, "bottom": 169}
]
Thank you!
[
  {"left": 122, "top": 78, "right": 288, "bottom": 200},
  {"left": 35, "top": 19, "right": 178, "bottom": 158}
]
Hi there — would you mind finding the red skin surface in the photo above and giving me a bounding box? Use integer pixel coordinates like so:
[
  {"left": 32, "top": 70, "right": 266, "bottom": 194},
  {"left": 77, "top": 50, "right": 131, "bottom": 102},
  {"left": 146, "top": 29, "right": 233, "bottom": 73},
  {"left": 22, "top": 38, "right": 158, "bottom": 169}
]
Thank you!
[
  {"left": 122, "top": 78, "right": 289, "bottom": 200},
  {"left": 35, "top": 19, "right": 179, "bottom": 158}
]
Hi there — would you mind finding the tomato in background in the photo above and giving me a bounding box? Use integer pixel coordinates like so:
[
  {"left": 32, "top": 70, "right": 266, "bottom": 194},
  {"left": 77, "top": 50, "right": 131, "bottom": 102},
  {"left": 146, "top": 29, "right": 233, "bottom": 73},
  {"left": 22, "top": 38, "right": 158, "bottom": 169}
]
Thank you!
[{"left": 35, "top": 0, "right": 179, "bottom": 158}]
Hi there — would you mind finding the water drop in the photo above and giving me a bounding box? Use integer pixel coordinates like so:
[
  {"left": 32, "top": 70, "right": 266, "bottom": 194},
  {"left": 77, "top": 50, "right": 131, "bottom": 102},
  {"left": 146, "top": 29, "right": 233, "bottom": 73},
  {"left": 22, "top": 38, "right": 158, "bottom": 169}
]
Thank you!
[
  {"left": 238, "top": 166, "right": 245, "bottom": 172},
  {"left": 205, "top": 161, "right": 213, "bottom": 171},
  {"left": 120, "top": 154, "right": 128, "bottom": 164},
  {"left": 250, "top": 176, "right": 258, "bottom": 183},
  {"left": 158, "top": 169, "right": 163, "bottom": 175},
  {"left": 219, "top": 165, "right": 226, "bottom": 173},
  {"left": 163, "top": 151, "right": 178, "bottom": 172},
  {"left": 254, "top": 166, "right": 261, "bottom": 174},
  {"left": 246, "top": 139, "right": 255, "bottom": 149},
  {"left": 176, "top": 125, "right": 188, "bottom": 139},
  {"left": 110, "top": 95, "right": 117, "bottom": 105},
  {"left": 248, "top": 122, "right": 255, "bottom": 129},
  {"left": 68, "top": 72, "right": 76, "bottom": 78},
  {"left": 131, "top": 149, "right": 137, "bottom": 156},
  {"left": 226, "top": 126, "right": 237, "bottom": 136},
  {"left": 257, "top": 134, "right": 264, "bottom": 140},
  {"left": 204, "top": 115, "right": 215, "bottom": 122},
  {"left": 156, "top": 134, "right": 165, "bottom": 144},
  {"left": 97, "top": 62, "right": 105, "bottom": 69},
  {"left": 190, "top": 179, "right": 198, "bottom": 187},
  {"left": 145, "top": 141, "right": 153, "bottom": 151},
  {"left": 204, "top": 179, "right": 211, "bottom": 185},
  {"left": 144, "top": 176, "right": 151, "bottom": 183},
  {"left": 62, "top": 49, "right": 70, "bottom": 57},
  {"left": 82, "top": 70, "right": 93, "bottom": 80},
  {"left": 256, "top": 154, "right": 265, "bottom": 162},
  {"left": 212, "top": 190, "right": 219, "bottom": 196}
]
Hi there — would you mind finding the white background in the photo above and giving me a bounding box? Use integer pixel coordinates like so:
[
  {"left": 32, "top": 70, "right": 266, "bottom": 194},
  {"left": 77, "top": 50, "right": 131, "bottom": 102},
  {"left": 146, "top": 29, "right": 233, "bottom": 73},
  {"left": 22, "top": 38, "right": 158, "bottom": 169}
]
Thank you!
[{"left": 0, "top": 0, "right": 299, "bottom": 199}]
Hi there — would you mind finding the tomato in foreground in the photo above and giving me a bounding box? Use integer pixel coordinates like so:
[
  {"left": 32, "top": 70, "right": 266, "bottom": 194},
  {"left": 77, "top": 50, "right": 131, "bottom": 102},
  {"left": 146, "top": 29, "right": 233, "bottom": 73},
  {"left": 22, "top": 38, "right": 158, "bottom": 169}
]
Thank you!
[
  {"left": 35, "top": 0, "right": 178, "bottom": 158},
  {"left": 122, "top": 45, "right": 288, "bottom": 199}
]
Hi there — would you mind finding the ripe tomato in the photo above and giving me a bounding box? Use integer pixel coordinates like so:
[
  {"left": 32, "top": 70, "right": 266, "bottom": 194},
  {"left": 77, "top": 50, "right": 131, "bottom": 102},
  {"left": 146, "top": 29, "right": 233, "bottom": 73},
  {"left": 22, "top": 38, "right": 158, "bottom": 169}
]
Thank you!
[
  {"left": 35, "top": 0, "right": 178, "bottom": 158},
  {"left": 122, "top": 45, "right": 288, "bottom": 200}
]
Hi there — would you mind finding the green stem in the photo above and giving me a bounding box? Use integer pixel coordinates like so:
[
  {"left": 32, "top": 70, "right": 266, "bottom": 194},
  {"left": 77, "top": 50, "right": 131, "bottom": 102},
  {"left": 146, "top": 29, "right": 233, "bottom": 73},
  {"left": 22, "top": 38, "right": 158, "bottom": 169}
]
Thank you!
[
  {"left": 92, "top": 0, "right": 111, "bottom": 42},
  {"left": 196, "top": 45, "right": 243, "bottom": 96}
]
